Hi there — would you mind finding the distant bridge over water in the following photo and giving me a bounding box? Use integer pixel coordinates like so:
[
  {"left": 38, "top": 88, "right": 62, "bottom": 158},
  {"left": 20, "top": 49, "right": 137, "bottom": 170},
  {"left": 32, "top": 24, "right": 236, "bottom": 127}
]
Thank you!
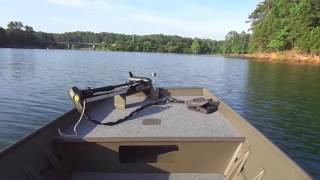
[{"left": 56, "top": 42, "right": 104, "bottom": 50}]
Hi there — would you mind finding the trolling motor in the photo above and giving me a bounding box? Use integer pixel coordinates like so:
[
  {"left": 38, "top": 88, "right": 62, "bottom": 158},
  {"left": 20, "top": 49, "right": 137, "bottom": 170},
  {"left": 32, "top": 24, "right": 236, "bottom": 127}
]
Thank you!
[
  {"left": 58, "top": 72, "right": 157, "bottom": 136},
  {"left": 68, "top": 72, "right": 156, "bottom": 113}
]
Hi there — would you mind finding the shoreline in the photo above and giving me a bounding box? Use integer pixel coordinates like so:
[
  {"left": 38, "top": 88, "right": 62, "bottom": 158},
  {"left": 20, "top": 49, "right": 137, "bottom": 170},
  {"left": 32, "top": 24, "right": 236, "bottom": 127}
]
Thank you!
[
  {"left": 0, "top": 47, "right": 220, "bottom": 56},
  {"left": 226, "top": 51, "right": 320, "bottom": 65}
]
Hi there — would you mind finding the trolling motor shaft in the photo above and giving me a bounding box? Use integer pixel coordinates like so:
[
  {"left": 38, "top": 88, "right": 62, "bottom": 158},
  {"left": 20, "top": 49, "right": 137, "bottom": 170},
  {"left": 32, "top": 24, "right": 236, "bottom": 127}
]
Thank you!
[{"left": 68, "top": 72, "right": 153, "bottom": 113}]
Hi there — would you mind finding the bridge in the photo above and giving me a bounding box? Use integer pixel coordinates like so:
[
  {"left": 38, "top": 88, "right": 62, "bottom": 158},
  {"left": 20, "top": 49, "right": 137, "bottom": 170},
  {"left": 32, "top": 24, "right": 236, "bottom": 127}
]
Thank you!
[{"left": 56, "top": 42, "right": 104, "bottom": 50}]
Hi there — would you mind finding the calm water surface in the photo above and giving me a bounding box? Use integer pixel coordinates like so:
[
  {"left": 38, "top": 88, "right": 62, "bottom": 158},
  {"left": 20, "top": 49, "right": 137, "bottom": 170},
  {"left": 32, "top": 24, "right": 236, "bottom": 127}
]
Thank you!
[{"left": 0, "top": 49, "right": 320, "bottom": 178}]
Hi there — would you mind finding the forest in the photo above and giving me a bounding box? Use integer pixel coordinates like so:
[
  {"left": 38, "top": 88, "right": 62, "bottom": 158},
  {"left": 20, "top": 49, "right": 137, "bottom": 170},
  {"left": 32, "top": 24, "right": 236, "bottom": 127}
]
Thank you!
[
  {"left": 248, "top": 0, "right": 320, "bottom": 54},
  {"left": 0, "top": 22, "right": 224, "bottom": 54},
  {"left": 222, "top": 0, "right": 320, "bottom": 55},
  {"left": 0, "top": 0, "right": 319, "bottom": 55}
]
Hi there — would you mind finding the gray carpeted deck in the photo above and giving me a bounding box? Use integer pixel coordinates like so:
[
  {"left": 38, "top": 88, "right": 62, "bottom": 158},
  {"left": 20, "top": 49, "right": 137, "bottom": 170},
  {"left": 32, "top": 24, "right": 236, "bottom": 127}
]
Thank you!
[
  {"left": 60, "top": 95, "right": 244, "bottom": 142},
  {"left": 73, "top": 172, "right": 225, "bottom": 180}
]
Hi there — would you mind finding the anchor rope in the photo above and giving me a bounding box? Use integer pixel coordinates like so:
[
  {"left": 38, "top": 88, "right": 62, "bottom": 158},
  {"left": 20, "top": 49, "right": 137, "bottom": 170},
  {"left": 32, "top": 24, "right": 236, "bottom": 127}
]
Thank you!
[
  {"left": 58, "top": 100, "right": 87, "bottom": 137},
  {"left": 87, "top": 96, "right": 185, "bottom": 126}
]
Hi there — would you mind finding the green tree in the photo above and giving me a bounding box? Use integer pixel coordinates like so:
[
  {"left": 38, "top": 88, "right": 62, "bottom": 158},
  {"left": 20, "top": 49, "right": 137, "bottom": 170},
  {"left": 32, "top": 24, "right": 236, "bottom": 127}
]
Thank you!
[
  {"left": 0, "top": 27, "right": 8, "bottom": 46},
  {"left": 24, "top": 25, "right": 34, "bottom": 32},
  {"left": 267, "top": 28, "right": 289, "bottom": 51},
  {"left": 296, "top": 27, "right": 320, "bottom": 54},
  {"left": 239, "top": 31, "right": 250, "bottom": 54},
  {"left": 7, "top": 21, "right": 24, "bottom": 31},
  {"left": 191, "top": 39, "right": 201, "bottom": 54},
  {"left": 223, "top": 31, "right": 250, "bottom": 54}
]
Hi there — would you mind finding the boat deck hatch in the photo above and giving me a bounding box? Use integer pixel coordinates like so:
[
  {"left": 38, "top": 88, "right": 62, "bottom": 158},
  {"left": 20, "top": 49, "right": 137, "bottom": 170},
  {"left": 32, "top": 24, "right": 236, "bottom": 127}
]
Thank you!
[{"left": 142, "top": 118, "right": 161, "bottom": 125}]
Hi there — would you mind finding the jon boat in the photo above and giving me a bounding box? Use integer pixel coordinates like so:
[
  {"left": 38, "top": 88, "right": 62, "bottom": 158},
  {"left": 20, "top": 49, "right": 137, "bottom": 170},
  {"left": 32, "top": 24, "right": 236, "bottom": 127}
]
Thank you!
[{"left": 0, "top": 73, "right": 312, "bottom": 180}]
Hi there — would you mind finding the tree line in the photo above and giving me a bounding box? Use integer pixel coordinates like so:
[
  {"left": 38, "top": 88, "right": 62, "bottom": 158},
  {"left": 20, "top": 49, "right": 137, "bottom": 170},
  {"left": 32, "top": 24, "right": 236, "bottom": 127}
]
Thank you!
[
  {"left": 0, "top": 21, "right": 57, "bottom": 48},
  {"left": 0, "top": 0, "right": 319, "bottom": 55},
  {"left": 0, "top": 21, "right": 251, "bottom": 54},
  {"left": 0, "top": 21, "right": 224, "bottom": 54}
]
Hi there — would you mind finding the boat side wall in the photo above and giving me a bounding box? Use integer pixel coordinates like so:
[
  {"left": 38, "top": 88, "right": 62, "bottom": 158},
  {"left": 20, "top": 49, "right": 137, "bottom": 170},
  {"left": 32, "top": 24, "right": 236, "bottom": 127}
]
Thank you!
[
  {"left": 0, "top": 109, "right": 77, "bottom": 180},
  {"left": 202, "top": 88, "right": 312, "bottom": 180}
]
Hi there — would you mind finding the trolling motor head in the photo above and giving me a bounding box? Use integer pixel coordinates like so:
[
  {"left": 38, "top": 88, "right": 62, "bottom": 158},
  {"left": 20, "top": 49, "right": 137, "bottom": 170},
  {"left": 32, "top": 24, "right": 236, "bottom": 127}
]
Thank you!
[
  {"left": 128, "top": 72, "right": 152, "bottom": 84},
  {"left": 68, "top": 72, "right": 157, "bottom": 113},
  {"left": 68, "top": 86, "right": 84, "bottom": 113}
]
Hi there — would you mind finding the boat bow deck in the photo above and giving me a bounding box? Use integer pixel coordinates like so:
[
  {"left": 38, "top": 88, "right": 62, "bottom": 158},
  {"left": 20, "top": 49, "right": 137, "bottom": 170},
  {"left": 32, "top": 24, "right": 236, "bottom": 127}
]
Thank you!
[{"left": 58, "top": 95, "right": 245, "bottom": 143}]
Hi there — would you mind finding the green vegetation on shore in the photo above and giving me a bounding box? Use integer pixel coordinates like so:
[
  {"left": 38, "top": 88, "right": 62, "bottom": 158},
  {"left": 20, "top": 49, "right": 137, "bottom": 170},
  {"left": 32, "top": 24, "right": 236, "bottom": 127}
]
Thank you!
[
  {"left": 0, "top": 21, "right": 223, "bottom": 54},
  {"left": 248, "top": 0, "right": 320, "bottom": 54},
  {"left": 0, "top": 0, "right": 319, "bottom": 58},
  {"left": 223, "top": 0, "right": 320, "bottom": 56}
]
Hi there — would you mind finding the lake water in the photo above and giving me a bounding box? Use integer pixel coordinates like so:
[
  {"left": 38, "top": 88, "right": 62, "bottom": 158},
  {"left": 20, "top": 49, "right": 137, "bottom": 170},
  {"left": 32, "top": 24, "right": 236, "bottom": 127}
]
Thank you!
[{"left": 0, "top": 48, "right": 320, "bottom": 178}]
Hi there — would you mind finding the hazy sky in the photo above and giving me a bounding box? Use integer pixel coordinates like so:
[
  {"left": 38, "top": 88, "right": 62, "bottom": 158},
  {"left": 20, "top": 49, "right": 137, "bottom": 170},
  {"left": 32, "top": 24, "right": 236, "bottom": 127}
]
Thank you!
[{"left": 1, "top": 0, "right": 261, "bottom": 40}]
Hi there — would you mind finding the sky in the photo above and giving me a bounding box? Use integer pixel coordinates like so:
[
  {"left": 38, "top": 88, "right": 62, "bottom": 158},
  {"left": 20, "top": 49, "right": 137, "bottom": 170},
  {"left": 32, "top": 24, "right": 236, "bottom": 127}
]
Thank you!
[{"left": 0, "top": 0, "right": 261, "bottom": 40}]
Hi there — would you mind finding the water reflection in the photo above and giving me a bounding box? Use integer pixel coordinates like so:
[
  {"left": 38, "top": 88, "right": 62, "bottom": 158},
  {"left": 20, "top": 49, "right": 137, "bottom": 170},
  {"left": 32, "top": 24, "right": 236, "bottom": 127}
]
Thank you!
[
  {"left": 244, "top": 61, "right": 320, "bottom": 177},
  {"left": 7, "top": 49, "right": 36, "bottom": 80}
]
